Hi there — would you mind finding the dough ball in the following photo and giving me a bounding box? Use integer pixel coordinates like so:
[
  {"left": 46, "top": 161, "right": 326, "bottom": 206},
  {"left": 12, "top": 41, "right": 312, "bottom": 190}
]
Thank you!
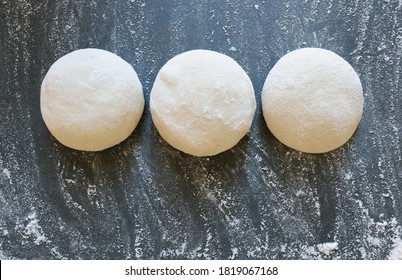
[
  {"left": 41, "top": 48, "right": 144, "bottom": 151},
  {"left": 150, "top": 49, "right": 256, "bottom": 156},
  {"left": 262, "top": 48, "right": 364, "bottom": 153}
]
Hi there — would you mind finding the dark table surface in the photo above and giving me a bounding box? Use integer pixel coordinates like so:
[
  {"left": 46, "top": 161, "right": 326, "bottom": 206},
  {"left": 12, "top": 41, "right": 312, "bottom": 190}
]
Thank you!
[{"left": 0, "top": 0, "right": 401, "bottom": 260}]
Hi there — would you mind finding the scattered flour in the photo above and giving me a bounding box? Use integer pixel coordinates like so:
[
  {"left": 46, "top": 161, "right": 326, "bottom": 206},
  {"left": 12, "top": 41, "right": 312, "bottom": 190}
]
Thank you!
[
  {"left": 1, "top": 0, "right": 401, "bottom": 260},
  {"left": 2, "top": 169, "right": 11, "bottom": 179},
  {"left": 230, "top": 247, "right": 239, "bottom": 259},
  {"left": 388, "top": 238, "right": 402, "bottom": 260},
  {"left": 0, "top": 250, "right": 11, "bottom": 259},
  {"left": 317, "top": 242, "right": 339, "bottom": 255},
  {"left": 18, "top": 212, "right": 48, "bottom": 245},
  {"left": 86, "top": 184, "right": 103, "bottom": 208}
]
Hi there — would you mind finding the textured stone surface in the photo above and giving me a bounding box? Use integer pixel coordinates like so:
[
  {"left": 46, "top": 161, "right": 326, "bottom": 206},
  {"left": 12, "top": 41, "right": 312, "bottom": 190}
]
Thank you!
[{"left": 0, "top": 0, "right": 401, "bottom": 259}]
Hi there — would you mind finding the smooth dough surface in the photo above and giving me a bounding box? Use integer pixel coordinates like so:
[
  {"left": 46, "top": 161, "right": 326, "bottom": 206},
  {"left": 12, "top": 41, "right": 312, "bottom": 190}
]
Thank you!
[
  {"left": 41, "top": 48, "right": 144, "bottom": 151},
  {"left": 150, "top": 49, "right": 256, "bottom": 156},
  {"left": 262, "top": 48, "right": 364, "bottom": 153}
]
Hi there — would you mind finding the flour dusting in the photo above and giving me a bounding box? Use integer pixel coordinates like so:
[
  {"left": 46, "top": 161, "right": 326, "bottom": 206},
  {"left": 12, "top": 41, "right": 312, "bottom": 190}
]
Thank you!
[
  {"left": 388, "top": 238, "right": 402, "bottom": 260},
  {"left": 16, "top": 212, "right": 48, "bottom": 246},
  {"left": 0, "top": 0, "right": 401, "bottom": 260},
  {"left": 317, "top": 242, "right": 338, "bottom": 255}
]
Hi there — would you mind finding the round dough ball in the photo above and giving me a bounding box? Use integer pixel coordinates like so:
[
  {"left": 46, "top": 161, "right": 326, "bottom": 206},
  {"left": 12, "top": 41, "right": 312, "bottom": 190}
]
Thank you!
[
  {"left": 41, "top": 48, "right": 144, "bottom": 151},
  {"left": 262, "top": 48, "right": 364, "bottom": 153},
  {"left": 150, "top": 49, "right": 256, "bottom": 156}
]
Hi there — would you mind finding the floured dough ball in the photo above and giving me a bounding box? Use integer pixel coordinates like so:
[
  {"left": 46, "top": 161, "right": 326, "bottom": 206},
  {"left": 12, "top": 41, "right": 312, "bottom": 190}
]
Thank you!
[
  {"left": 262, "top": 48, "right": 364, "bottom": 153},
  {"left": 41, "top": 48, "right": 144, "bottom": 151},
  {"left": 150, "top": 49, "right": 256, "bottom": 156}
]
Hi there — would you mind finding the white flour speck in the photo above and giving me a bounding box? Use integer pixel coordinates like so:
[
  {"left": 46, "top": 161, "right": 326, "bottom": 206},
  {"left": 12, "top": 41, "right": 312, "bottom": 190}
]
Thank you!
[
  {"left": 388, "top": 237, "right": 402, "bottom": 260},
  {"left": 2, "top": 169, "right": 11, "bottom": 179},
  {"left": 22, "top": 212, "right": 48, "bottom": 245},
  {"left": 344, "top": 171, "right": 353, "bottom": 180},
  {"left": 317, "top": 242, "right": 338, "bottom": 255},
  {"left": 230, "top": 247, "right": 239, "bottom": 259}
]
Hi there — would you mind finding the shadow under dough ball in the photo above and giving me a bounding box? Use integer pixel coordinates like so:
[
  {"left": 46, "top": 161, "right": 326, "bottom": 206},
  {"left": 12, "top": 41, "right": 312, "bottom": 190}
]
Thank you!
[
  {"left": 262, "top": 47, "right": 364, "bottom": 153},
  {"left": 40, "top": 48, "right": 144, "bottom": 151},
  {"left": 150, "top": 49, "right": 256, "bottom": 157}
]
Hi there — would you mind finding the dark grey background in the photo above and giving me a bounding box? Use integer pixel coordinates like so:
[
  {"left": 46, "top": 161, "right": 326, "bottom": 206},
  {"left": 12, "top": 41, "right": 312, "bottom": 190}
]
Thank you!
[{"left": 0, "top": 0, "right": 401, "bottom": 260}]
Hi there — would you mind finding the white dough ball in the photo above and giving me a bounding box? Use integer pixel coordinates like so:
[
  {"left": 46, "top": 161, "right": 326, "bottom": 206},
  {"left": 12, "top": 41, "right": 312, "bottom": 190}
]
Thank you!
[
  {"left": 41, "top": 48, "right": 144, "bottom": 151},
  {"left": 262, "top": 48, "right": 364, "bottom": 153},
  {"left": 150, "top": 49, "right": 256, "bottom": 156}
]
